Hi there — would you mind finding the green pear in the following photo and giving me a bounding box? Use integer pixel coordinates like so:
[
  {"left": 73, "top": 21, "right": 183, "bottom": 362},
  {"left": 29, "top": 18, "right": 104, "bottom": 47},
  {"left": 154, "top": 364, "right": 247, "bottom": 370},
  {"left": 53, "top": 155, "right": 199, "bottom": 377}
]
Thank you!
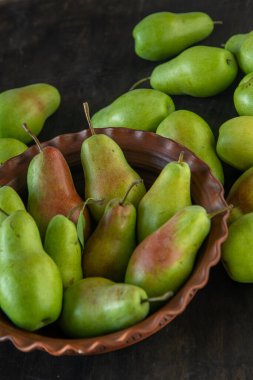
[
  {"left": 133, "top": 11, "right": 214, "bottom": 61},
  {"left": 44, "top": 215, "right": 83, "bottom": 288},
  {"left": 0, "top": 138, "right": 28, "bottom": 164},
  {"left": 226, "top": 167, "right": 253, "bottom": 223},
  {"left": 59, "top": 277, "right": 149, "bottom": 338},
  {"left": 0, "top": 186, "right": 26, "bottom": 224},
  {"left": 156, "top": 110, "right": 224, "bottom": 183},
  {"left": 221, "top": 212, "right": 253, "bottom": 282},
  {"left": 125, "top": 205, "right": 211, "bottom": 297},
  {"left": 150, "top": 46, "right": 238, "bottom": 97},
  {"left": 216, "top": 116, "right": 253, "bottom": 170},
  {"left": 0, "top": 210, "right": 63, "bottom": 331},
  {"left": 225, "top": 31, "right": 253, "bottom": 74},
  {"left": 83, "top": 181, "right": 138, "bottom": 282},
  {"left": 234, "top": 72, "right": 253, "bottom": 116},
  {"left": 137, "top": 153, "right": 192, "bottom": 242},
  {"left": 81, "top": 108, "right": 146, "bottom": 221},
  {"left": 0, "top": 83, "right": 61, "bottom": 143},
  {"left": 91, "top": 89, "right": 175, "bottom": 132}
]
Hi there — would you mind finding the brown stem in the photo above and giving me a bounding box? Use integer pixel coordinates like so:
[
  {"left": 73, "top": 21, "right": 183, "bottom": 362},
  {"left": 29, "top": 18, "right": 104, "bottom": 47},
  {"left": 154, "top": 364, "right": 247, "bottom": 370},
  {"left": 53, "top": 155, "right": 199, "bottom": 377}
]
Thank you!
[
  {"left": 22, "top": 123, "right": 43, "bottom": 152},
  {"left": 208, "top": 204, "right": 233, "bottom": 219},
  {"left": 141, "top": 291, "right": 174, "bottom": 304},
  {"left": 213, "top": 21, "right": 223, "bottom": 25},
  {"left": 67, "top": 198, "right": 105, "bottom": 220},
  {"left": 129, "top": 77, "right": 151, "bottom": 91},
  {"left": 83, "top": 102, "right": 95, "bottom": 136},
  {"left": 120, "top": 179, "right": 143, "bottom": 206},
  {"left": 178, "top": 151, "right": 185, "bottom": 163},
  {"left": 0, "top": 208, "right": 9, "bottom": 216}
]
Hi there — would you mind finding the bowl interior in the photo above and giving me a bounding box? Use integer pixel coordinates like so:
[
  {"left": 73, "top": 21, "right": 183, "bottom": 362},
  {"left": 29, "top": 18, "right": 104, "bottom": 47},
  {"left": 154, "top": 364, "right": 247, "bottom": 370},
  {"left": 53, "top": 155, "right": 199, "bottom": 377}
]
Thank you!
[{"left": 0, "top": 128, "right": 229, "bottom": 355}]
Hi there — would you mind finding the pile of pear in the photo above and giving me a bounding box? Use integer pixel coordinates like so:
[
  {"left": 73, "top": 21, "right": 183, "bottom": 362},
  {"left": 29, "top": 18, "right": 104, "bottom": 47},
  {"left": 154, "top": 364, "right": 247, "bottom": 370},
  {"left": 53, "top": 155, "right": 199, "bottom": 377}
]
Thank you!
[{"left": 0, "top": 110, "right": 218, "bottom": 338}]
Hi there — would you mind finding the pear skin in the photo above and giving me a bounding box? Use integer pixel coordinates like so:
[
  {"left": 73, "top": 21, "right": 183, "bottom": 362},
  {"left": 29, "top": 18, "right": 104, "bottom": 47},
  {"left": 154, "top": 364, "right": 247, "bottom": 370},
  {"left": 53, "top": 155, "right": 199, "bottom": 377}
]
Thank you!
[
  {"left": 234, "top": 73, "right": 253, "bottom": 116},
  {"left": 0, "top": 210, "right": 63, "bottom": 331},
  {"left": 59, "top": 277, "right": 149, "bottom": 338},
  {"left": 125, "top": 205, "right": 211, "bottom": 297},
  {"left": 81, "top": 133, "right": 146, "bottom": 221},
  {"left": 137, "top": 154, "right": 192, "bottom": 242},
  {"left": 44, "top": 215, "right": 83, "bottom": 288},
  {"left": 150, "top": 46, "right": 238, "bottom": 97},
  {"left": 156, "top": 110, "right": 224, "bottom": 183},
  {"left": 0, "top": 186, "right": 26, "bottom": 225},
  {"left": 0, "top": 138, "right": 28, "bottom": 164},
  {"left": 0, "top": 83, "right": 61, "bottom": 143},
  {"left": 133, "top": 11, "right": 214, "bottom": 61}
]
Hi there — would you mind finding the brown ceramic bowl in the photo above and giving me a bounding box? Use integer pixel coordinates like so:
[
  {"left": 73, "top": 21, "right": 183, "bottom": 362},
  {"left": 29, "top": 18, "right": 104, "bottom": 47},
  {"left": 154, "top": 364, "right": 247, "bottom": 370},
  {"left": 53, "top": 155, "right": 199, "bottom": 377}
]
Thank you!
[{"left": 0, "top": 128, "right": 229, "bottom": 356}]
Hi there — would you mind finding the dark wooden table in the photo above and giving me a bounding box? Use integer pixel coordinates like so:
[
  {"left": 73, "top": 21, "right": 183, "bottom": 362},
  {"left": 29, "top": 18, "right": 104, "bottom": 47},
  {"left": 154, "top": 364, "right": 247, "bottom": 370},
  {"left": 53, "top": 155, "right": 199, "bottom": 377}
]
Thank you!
[{"left": 1, "top": 0, "right": 253, "bottom": 379}]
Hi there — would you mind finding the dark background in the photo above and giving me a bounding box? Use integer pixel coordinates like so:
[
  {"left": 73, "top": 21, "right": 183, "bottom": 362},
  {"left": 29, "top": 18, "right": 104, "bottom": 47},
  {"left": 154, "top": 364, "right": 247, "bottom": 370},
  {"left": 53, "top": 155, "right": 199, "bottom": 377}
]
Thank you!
[{"left": 0, "top": 0, "right": 252, "bottom": 379}]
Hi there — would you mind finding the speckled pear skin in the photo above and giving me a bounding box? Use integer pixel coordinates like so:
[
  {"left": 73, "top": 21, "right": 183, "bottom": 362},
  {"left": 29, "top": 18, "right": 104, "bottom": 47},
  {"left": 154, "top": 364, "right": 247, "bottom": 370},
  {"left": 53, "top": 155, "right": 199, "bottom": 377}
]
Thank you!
[
  {"left": 133, "top": 11, "right": 214, "bottom": 61},
  {"left": 150, "top": 46, "right": 238, "bottom": 97},
  {"left": 81, "top": 133, "right": 146, "bottom": 221},
  {"left": 125, "top": 205, "right": 211, "bottom": 297},
  {"left": 0, "top": 210, "right": 63, "bottom": 331},
  {"left": 91, "top": 89, "right": 175, "bottom": 132},
  {"left": 83, "top": 198, "right": 136, "bottom": 282},
  {"left": 27, "top": 146, "right": 90, "bottom": 240},
  {"left": 0, "top": 83, "right": 61, "bottom": 143},
  {"left": 59, "top": 277, "right": 149, "bottom": 338}
]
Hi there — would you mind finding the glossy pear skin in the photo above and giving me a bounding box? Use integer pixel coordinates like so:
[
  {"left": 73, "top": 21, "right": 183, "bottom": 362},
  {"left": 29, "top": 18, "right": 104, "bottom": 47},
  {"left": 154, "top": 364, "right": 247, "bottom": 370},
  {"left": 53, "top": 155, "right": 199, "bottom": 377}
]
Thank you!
[
  {"left": 216, "top": 116, "right": 253, "bottom": 170},
  {"left": 234, "top": 73, "right": 253, "bottom": 116},
  {"left": 83, "top": 199, "right": 136, "bottom": 282},
  {"left": 0, "top": 138, "right": 28, "bottom": 164},
  {"left": 156, "top": 110, "right": 224, "bottom": 183},
  {"left": 81, "top": 134, "right": 146, "bottom": 221},
  {"left": 222, "top": 213, "right": 253, "bottom": 282},
  {"left": 150, "top": 46, "right": 238, "bottom": 97},
  {"left": 0, "top": 210, "right": 63, "bottom": 331},
  {"left": 44, "top": 215, "right": 83, "bottom": 288},
  {"left": 27, "top": 146, "right": 90, "bottom": 239},
  {"left": 125, "top": 205, "right": 211, "bottom": 297},
  {"left": 59, "top": 277, "right": 149, "bottom": 338},
  {"left": 91, "top": 89, "right": 175, "bottom": 132},
  {"left": 226, "top": 31, "right": 253, "bottom": 74},
  {"left": 226, "top": 167, "right": 253, "bottom": 223},
  {"left": 133, "top": 12, "right": 214, "bottom": 61},
  {"left": 0, "top": 83, "right": 61, "bottom": 143},
  {"left": 0, "top": 186, "right": 26, "bottom": 224},
  {"left": 137, "top": 157, "right": 192, "bottom": 242}
]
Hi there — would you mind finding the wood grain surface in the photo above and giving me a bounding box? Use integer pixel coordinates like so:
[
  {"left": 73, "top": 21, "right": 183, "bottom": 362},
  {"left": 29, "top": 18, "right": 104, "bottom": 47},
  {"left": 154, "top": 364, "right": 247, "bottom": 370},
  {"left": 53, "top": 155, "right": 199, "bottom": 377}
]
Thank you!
[{"left": 0, "top": 0, "right": 252, "bottom": 379}]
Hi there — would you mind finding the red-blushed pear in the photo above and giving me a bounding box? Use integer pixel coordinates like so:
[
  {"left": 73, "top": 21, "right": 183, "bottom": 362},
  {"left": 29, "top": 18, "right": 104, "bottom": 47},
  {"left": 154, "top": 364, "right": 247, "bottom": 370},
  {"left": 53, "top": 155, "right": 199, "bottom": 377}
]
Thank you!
[{"left": 23, "top": 124, "right": 91, "bottom": 240}]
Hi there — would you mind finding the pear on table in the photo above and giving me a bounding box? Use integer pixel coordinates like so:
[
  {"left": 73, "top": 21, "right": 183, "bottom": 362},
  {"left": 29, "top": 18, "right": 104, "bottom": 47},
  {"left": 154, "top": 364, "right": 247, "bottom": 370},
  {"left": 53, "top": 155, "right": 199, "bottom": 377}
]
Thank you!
[{"left": 23, "top": 124, "right": 91, "bottom": 240}]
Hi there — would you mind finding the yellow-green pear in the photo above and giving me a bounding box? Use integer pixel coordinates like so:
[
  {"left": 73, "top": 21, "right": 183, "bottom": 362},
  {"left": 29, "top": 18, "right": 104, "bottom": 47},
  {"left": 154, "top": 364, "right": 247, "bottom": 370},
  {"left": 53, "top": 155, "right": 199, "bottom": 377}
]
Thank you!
[
  {"left": 0, "top": 186, "right": 26, "bottom": 225},
  {"left": 0, "top": 138, "right": 28, "bottom": 164}
]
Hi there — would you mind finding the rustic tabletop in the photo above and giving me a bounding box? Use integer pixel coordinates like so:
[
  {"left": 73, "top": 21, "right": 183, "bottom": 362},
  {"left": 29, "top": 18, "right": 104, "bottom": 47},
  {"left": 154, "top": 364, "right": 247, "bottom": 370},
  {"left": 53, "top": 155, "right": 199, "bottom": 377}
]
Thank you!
[{"left": 0, "top": 0, "right": 252, "bottom": 379}]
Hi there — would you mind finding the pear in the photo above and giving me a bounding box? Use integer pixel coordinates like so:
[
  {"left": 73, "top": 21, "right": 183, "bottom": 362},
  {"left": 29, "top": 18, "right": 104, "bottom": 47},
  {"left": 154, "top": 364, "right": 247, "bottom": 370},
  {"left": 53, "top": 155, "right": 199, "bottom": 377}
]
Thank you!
[
  {"left": 59, "top": 277, "right": 149, "bottom": 338},
  {"left": 44, "top": 215, "right": 83, "bottom": 288},
  {"left": 225, "top": 31, "right": 253, "bottom": 74},
  {"left": 81, "top": 103, "right": 146, "bottom": 221},
  {"left": 221, "top": 212, "right": 253, "bottom": 282},
  {"left": 150, "top": 46, "right": 238, "bottom": 97},
  {"left": 83, "top": 181, "right": 139, "bottom": 282},
  {"left": 133, "top": 11, "right": 215, "bottom": 61},
  {"left": 0, "top": 83, "right": 60, "bottom": 143},
  {"left": 0, "top": 186, "right": 26, "bottom": 225},
  {"left": 226, "top": 167, "right": 253, "bottom": 223},
  {"left": 24, "top": 125, "right": 91, "bottom": 240},
  {"left": 233, "top": 72, "right": 253, "bottom": 116},
  {"left": 137, "top": 153, "right": 192, "bottom": 242},
  {"left": 0, "top": 210, "right": 63, "bottom": 331},
  {"left": 91, "top": 89, "right": 175, "bottom": 132},
  {"left": 216, "top": 116, "right": 253, "bottom": 170},
  {"left": 156, "top": 110, "right": 224, "bottom": 183},
  {"left": 0, "top": 138, "right": 28, "bottom": 164},
  {"left": 125, "top": 205, "right": 211, "bottom": 297}
]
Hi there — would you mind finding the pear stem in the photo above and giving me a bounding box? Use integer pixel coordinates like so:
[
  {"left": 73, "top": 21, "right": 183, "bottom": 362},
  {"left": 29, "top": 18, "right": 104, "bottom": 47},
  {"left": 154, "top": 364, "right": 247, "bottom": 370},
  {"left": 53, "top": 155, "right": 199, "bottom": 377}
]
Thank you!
[
  {"left": 120, "top": 179, "right": 143, "bottom": 206},
  {"left": 178, "top": 151, "right": 185, "bottom": 163},
  {"left": 22, "top": 123, "right": 43, "bottom": 152},
  {"left": 83, "top": 102, "right": 95, "bottom": 136},
  {"left": 208, "top": 204, "right": 233, "bottom": 219},
  {"left": 0, "top": 208, "right": 9, "bottom": 217},
  {"left": 129, "top": 77, "right": 151, "bottom": 91},
  {"left": 141, "top": 291, "right": 174, "bottom": 304},
  {"left": 67, "top": 198, "right": 105, "bottom": 220},
  {"left": 213, "top": 20, "right": 223, "bottom": 25}
]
